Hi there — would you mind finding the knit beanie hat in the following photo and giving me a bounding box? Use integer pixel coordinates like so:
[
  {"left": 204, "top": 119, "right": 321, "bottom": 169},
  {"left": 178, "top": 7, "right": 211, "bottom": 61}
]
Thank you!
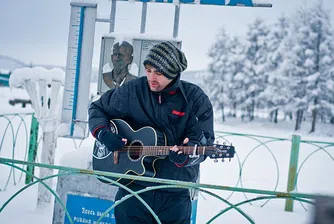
[{"left": 143, "top": 41, "right": 188, "bottom": 79}]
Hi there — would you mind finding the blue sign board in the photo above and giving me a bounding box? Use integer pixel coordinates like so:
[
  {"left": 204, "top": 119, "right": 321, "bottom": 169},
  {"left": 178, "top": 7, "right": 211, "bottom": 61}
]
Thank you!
[
  {"left": 64, "top": 193, "right": 116, "bottom": 224},
  {"left": 65, "top": 193, "right": 199, "bottom": 224},
  {"left": 191, "top": 199, "right": 198, "bottom": 224}
]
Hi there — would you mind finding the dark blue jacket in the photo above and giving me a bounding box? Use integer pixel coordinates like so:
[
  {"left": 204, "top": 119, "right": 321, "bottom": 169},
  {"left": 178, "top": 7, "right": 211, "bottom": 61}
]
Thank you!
[{"left": 88, "top": 75, "right": 214, "bottom": 188}]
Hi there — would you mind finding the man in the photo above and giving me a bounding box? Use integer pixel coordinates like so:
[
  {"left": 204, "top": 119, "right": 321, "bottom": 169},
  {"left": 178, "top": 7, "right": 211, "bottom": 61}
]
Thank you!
[
  {"left": 103, "top": 41, "right": 137, "bottom": 89},
  {"left": 89, "top": 41, "right": 214, "bottom": 223}
]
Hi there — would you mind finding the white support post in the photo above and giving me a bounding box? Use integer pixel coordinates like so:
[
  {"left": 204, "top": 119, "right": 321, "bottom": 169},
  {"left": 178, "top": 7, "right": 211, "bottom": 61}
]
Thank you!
[
  {"left": 37, "top": 131, "right": 57, "bottom": 204},
  {"left": 9, "top": 67, "right": 65, "bottom": 206}
]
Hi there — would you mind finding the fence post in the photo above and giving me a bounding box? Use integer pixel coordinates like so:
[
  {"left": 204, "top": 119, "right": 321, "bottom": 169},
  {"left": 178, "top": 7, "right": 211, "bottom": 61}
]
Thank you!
[
  {"left": 285, "top": 134, "right": 301, "bottom": 212},
  {"left": 25, "top": 114, "right": 39, "bottom": 184}
]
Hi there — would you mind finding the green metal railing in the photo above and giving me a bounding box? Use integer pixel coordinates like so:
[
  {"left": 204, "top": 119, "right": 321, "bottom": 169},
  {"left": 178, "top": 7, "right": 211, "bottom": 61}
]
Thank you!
[
  {"left": 0, "top": 113, "right": 39, "bottom": 191},
  {"left": 1, "top": 112, "right": 334, "bottom": 222},
  {"left": 0, "top": 158, "right": 317, "bottom": 224},
  {"left": 214, "top": 131, "right": 334, "bottom": 212}
]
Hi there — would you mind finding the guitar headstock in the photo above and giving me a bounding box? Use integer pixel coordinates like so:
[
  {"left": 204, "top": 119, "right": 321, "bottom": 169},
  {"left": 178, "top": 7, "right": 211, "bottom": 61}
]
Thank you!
[{"left": 207, "top": 143, "right": 235, "bottom": 162}]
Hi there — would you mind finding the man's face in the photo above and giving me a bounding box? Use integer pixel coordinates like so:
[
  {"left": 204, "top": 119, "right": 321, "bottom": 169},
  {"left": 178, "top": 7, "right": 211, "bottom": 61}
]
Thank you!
[
  {"left": 145, "top": 65, "right": 173, "bottom": 92},
  {"left": 111, "top": 45, "right": 132, "bottom": 75}
]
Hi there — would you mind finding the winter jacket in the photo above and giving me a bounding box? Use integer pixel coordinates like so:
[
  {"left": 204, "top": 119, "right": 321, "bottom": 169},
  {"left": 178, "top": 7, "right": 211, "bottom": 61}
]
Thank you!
[{"left": 88, "top": 75, "right": 214, "bottom": 189}]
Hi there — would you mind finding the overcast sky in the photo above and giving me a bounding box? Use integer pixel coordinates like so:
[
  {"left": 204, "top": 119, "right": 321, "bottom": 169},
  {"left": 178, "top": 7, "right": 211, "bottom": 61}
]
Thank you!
[{"left": 0, "top": 0, "right": 333, "bottom": 71}]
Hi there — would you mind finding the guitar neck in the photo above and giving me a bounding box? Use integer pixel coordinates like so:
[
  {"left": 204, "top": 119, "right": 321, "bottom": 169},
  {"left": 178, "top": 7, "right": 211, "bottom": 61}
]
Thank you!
[{"left": 120, "top": 146, "right": 210, "bottom": 156}]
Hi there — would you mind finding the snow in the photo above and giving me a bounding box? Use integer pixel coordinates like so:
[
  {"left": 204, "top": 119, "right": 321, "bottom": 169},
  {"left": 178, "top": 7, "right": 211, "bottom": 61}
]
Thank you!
[
  {"left": 58, "top": 146, "right": 92, "bottom": 169},
  {"left": 9, "top": 67, "right": 65, "bottom": 88},
  {"left": 71, "top": 0, "right": 98, "bottom": 6},
  {"left": 56, "top": 123, "right": 72, "bottom": 137},
  {"left": 9, "top": 67, "right": 65, "bottom": 132},
  {"left": 0, "top": 69, "right": 10, "bottom": 74}
]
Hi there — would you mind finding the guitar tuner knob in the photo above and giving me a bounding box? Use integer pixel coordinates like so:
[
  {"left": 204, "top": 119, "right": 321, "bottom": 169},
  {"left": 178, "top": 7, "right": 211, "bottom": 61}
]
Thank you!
[
  {"left": 221, "top": 158, "right": 225, "bottom": 162},
  {"left": 229, "top": 158, "right": 231, "bottom": 162},
  {"left": 214, "top": 159, "right": 218, "bottom": 163}
]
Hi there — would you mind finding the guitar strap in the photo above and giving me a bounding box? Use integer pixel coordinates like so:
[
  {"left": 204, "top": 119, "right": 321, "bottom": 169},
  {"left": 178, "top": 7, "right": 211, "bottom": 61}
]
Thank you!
[
  {"left": 179, "top": 81, "right": 205, "bottom": 201},
  {"left": 179, "top": 81, "right": 207, "bottom": 146}
]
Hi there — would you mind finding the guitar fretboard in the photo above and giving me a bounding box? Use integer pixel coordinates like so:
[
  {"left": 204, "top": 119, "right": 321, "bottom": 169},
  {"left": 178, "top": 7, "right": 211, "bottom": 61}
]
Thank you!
[{"left": 118, "top": 146, "right": 212, "bottom": 156}]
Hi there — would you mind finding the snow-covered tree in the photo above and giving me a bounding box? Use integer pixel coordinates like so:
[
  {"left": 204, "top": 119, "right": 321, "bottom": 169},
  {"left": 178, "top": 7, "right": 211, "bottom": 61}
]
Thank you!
[
  {"left": 207, "top": 28, "right": 233, "bottom": 121},
  {"left": 226, "top": 36, "right": 247, "bottom": 118},
  {"left": 280, "top": 4, "right": 334, "bottom": 131},
  {"left": 242, "top": 18, "right": 269, "bottom": 121},
  {"left": 306, "top": 3, "right": 334, "bottom": 132},
  {"left": 260, "top": 15, "right": 290, "bottom": 123}
]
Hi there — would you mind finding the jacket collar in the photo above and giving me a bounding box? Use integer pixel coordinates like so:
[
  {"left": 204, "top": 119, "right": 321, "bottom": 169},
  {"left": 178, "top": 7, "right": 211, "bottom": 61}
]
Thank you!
[{"left": 160, "top": 74, "right": 181, "bottom": 95}]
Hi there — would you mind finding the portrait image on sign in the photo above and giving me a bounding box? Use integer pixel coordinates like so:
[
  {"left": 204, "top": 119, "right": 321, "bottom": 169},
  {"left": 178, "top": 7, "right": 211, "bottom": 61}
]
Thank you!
[{"left": 97, "top": 36, "right": 182, "bottom": 95}]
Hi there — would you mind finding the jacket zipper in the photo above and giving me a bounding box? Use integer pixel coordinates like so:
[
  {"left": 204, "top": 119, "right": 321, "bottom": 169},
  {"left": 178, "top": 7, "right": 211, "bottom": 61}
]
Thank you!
[{"left": 158, "top": 93, "right": 162, "bottom": 130}]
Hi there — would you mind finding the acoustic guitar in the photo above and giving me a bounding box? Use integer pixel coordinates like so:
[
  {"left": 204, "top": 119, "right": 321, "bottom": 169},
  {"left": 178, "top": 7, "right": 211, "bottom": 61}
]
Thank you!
[{"left": 92, "top": 119, "right": 235, "bottom": 186}]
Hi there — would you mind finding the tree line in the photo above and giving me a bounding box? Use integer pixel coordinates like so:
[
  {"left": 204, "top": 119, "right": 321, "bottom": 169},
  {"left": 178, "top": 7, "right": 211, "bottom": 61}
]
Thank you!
[{"left": 201, "top": 3, "right": 334, "bottom": 132}]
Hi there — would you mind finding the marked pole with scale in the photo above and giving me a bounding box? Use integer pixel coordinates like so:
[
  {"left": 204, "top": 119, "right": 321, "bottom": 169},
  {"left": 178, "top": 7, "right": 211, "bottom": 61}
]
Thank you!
[{"left": 61, "top": 2, "right": 97, "bottom": 139}]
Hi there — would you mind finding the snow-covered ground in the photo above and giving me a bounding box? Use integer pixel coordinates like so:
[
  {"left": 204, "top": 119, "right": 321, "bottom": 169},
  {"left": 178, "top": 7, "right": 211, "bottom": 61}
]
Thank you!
[{"left": 0, "top": 86, "right": 334, "bottom": 223}]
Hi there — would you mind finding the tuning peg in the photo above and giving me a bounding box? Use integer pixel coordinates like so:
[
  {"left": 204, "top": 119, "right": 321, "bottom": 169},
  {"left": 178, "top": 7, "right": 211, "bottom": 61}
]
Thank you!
[
  {"left": 214, "top": 159, "right": 218, "bottom": 163},
  {"left": 223, "top": 142, "right": 226, "bottom": 145},
  {"left": 221, "top": 158, "right": 225, "bottom": 162},
  {"left": 229, "top": 158, "right": 231, "bottom": 162}
]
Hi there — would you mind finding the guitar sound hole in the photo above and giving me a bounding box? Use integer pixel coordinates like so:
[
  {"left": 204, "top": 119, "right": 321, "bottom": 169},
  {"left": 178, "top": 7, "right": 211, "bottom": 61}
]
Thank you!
[{"left": 128, "top": 141, "right": 143, "bottom": 161}]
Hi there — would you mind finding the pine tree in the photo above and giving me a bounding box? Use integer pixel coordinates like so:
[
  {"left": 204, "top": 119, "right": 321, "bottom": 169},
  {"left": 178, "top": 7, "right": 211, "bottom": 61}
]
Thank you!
[
  {"left": 226, "top": 36, "right": 247, "bottom": 118},
  {"left": 306, "top": 3, "right": 334, "bottom": 132},
  {"left": 280, "top": 4, "right": 334, "bottom": 131},
  {"left": 242, "top": 18, "right": 269, "bottom": 121},
  {"left": 279, "top": 8, "right": 312, "bottom": 131},
  {"left": 261, "top": 15, "right": 290, "bottom": 123},
  {"left": 207, "top": 28, "right": 233, "bottom": 122}
]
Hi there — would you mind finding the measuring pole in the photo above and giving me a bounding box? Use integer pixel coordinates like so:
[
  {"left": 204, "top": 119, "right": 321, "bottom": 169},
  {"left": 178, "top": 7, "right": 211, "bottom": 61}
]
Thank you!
[{"left": 61, "top": 2, "right": 97, "bottom": 139}]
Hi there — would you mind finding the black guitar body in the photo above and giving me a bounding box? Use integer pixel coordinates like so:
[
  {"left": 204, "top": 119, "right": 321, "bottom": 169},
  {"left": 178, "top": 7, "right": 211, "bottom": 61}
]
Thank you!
[{"left": 92, "top": 119, "right": 166, "bottom": 186}]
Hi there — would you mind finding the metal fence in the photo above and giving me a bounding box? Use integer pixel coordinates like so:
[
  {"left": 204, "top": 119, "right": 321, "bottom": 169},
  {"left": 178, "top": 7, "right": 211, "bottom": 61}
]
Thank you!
[
  {"left": 0, "top": 112, "right": 38, "bottom": 190},
  {"left": 214, "top": 131, "right": 334, "bottom": 212},
  {"left": 1, "top": 112, "right": 334, "bottom": 223}
]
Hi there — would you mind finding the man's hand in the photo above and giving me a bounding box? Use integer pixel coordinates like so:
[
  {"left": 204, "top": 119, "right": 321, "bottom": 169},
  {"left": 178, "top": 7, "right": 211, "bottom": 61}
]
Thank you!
[
  {"left": 169, "top": 138, "right": 189, "bottom": 165},
  {"left": 97, "top": 129, "right": 127, "bottom": 152}
]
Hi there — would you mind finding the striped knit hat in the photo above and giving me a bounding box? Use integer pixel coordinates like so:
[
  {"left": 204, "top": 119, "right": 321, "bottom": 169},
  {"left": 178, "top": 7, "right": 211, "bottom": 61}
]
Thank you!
[{"left": 143, "top": 41, "right": 188, "bottom": 79}]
